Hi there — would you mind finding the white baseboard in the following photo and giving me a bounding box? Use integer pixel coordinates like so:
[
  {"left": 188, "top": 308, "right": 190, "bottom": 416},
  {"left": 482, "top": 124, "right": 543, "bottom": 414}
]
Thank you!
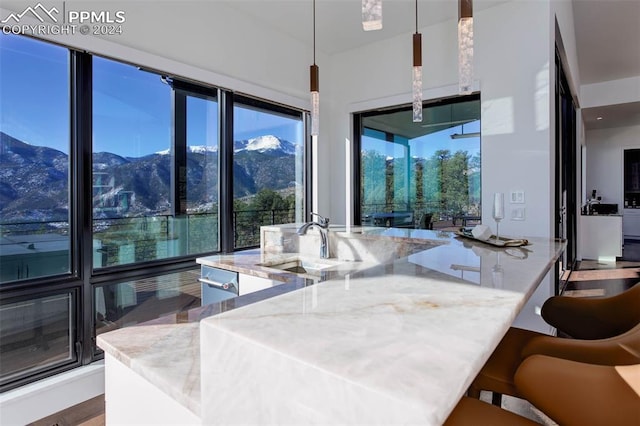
[{"left": 0, "top": 362, "right": 105, "bottom": 426}]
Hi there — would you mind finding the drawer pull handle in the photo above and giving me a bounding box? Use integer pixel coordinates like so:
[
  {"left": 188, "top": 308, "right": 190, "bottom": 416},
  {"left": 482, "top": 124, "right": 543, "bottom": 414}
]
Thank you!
[{"left": 198, "top": 278, "right": 237, "bottom": 291}]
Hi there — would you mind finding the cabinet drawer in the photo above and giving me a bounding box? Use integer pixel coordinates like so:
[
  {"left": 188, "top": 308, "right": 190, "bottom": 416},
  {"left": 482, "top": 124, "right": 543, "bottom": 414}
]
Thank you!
[
  {"left": 200, "top": 266, "right": 238, "bottom": 306},
  {"left": 201, "top": 266, "right": 238, "bottom": 288}
]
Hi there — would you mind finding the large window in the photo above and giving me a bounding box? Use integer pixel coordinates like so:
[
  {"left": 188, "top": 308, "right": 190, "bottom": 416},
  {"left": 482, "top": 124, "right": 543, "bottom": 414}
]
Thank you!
[
  {"left": 0, "top": 33, "right": 309, "bottom": 391},
  {"left": 92, "top": 60, "right": 221, "bottom": 268},
  {"left": 232, "top": 98, "right": 305, "bottom": 249},
  {"left": 0, "top": 290, "right": 77, "bottom": 388},
  {"left": 356, "top": 96, "right": 480, "bottom": 229},
  {"left": 0, "top": 34, "right": 71, "bottom": 282}
]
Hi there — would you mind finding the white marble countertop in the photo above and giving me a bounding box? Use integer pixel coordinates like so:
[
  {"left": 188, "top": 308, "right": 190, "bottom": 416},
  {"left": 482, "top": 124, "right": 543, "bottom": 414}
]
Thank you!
[{"left": 97, "top": 228, "right": 564, "bottom": 424}]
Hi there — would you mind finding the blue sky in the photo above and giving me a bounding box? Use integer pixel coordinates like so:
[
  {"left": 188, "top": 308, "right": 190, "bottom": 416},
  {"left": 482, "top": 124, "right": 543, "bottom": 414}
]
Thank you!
[
  {"left": 1, "top": 33, "right": 302, "bottom": 157},
  {"left": 363, "top": 120, "right": 480, "bottom": 160},
  {"left": 1, "top": 32, "right": 478, "bottom": 159},
  {"left": 0, "top": 32, "right": 69, "bottom": 152}
]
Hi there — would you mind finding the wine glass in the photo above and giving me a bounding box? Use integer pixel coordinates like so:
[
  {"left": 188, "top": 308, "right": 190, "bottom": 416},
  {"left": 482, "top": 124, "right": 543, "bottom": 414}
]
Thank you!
[{"left": 492, "top": 192, "right": 505, "bottom": 243}]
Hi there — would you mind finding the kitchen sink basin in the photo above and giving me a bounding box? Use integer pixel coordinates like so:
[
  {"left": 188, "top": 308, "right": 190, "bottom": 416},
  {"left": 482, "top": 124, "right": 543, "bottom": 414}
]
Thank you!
[{"left": 258, "top": 256, "right": 347, "bottom": 277}]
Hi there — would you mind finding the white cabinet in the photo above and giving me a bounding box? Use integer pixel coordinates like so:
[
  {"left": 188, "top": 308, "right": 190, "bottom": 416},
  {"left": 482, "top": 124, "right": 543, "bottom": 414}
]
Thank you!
[
  {"left": 200, "top": 266, "right": 278, "bottom": 306},
  {"left": 580, "top": 215, "right": 623, "bottom": 261},
  {"left": 104, "top": 354, "right": 200, "bottom": 425},
  {"left": 623, "top": 209, "right": 640, "bottom": 239},
  {"left": 238, "top": 273, "right": 278, "bottom": 295}
]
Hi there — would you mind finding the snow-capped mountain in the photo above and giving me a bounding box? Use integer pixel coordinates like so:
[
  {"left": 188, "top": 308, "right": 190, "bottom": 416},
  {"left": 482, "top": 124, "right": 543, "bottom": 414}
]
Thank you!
[
  {"left": 155, "top": 135, "right": 297, "bottom": 156},
  {"left": 155, "top": 145, "right": 218, "bottom": 155},
  {"left": 0, "top": 131, "right": 299, "bottom": 221},
  {"left": 235, "top": 135, "right": 297, "bottom": 155}
]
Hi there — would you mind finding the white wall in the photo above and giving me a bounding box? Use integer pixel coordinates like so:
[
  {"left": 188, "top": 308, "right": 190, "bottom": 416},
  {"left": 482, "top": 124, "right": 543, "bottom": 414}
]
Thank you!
[
  {"left": 327, "top": 1, "right": 556, "bottom": 241},
  {"left": 325, "top": 0, "right": 586, "bottom": 333},
  {"left": 0, "top": 362, "right": 104, "bottom": 425},
  {"left": 586, "top": 124, "right": 640, "bottom": 208},
  {"left": 581, "top": 76, "right": 640, "bottom": 109}
]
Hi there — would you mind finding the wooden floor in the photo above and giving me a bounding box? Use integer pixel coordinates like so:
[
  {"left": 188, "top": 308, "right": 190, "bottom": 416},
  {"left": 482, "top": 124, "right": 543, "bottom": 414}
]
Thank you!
[
  {"left": 31, "top": 262, "right": 639, "bottom": 426},
  {"left": 28, "top": 395, "right": 104, "bottom": 426}
]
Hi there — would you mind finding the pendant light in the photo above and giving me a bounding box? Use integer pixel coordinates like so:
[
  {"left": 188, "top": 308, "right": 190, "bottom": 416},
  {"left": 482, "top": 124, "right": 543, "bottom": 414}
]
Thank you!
[
  {"left": 412, "top": 0, "right": 423, "bottom": 122},
  {"left": 310, "top": 0, "right": 319, "bottom": 136},
  {"left": 362, "top": 0, "right": 382, "bottom": 31},
  {"left": 458, "top": 0, "right": 473, "bottom": 94}
]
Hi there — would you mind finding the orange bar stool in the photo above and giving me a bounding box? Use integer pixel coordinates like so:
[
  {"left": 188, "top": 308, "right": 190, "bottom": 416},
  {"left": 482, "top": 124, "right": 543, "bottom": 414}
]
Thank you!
[
  {"left": 443, "top": 397, "right": 540, "bottom": 426},
  {"left": 542, "top": 283, "right": 640, "bottom": 339},
  {"left": 515, "top": 355, "right": 640, "bottom": 426},
  {"left": 468, "top": 322, "right": 640, "bottom": 405}
]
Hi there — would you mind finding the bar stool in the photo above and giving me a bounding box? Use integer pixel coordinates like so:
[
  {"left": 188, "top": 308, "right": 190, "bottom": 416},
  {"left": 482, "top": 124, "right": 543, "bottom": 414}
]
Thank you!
[
  {"left": 542, "top": 283, "right": 640, "bottom": 339},
  {"left": 468, "top": 322, "right": 640, "bottom": 405},
  {"left": 443, "top": 397, "right": 540, "bottom": 426},
  {"left": 514, "top": 355, "right": 640, "bottom": 426}
]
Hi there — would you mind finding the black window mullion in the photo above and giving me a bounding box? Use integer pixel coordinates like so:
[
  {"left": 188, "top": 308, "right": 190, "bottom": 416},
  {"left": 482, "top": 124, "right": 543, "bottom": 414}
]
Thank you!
[
  {"left": 172, "top": 91, "right": 188, "bottom": 217},
  {"left": 304, "top": 112, "right": 313, "bottom": 222},
  {"left": 352, "top": 114, "right": 362, "bottom": 225},
  {"left": 70, "top": 50, "right": 92, "bottom": 365},
  {"left": 219, "top": 90, "right": 234, "bottom": 253}
]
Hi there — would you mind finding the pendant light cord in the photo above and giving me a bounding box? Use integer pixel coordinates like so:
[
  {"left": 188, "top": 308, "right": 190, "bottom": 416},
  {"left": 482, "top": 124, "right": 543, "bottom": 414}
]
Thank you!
[
  {"left": 415, "top": 0, "right": 418, "bottom": 34},
  {"left": 313, "top": 0, "right": 316, "bottom": 64}
]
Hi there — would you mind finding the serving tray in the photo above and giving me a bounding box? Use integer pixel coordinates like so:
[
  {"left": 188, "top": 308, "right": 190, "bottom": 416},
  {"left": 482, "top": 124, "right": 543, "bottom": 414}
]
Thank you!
[{"left": 455, "top": 229, "right": 530, "bottom": 247}]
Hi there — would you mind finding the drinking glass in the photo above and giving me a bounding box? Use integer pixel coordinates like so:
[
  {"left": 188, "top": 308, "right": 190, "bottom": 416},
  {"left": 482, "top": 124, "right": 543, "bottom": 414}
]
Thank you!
[{"left": 492, "top": 192, "right": 505, "bottom": 243}]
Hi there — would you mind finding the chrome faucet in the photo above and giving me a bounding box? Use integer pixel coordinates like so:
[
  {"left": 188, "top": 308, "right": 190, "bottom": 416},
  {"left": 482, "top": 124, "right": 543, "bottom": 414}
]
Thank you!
[{"left": 297, "top": 212, "right": 330, "bottom": 258}]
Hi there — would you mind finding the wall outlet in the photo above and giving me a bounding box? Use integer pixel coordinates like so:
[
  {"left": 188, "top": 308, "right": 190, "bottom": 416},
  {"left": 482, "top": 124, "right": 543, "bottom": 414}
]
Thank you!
[
  {"left": 510, "top": 191, "right": 525, "bottom": 204},
  {"left": 511, "top": 207, "right": 526, "bottom": 221}
]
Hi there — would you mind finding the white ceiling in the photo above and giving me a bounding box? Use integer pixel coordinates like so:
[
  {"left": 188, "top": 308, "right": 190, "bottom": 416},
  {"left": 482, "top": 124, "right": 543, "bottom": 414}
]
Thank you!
[
  {"left": 572, "top": 0, "right": 640, "bottom": 85},
  {"left": 572, "top": 0, "right": 640, "bottom": 130},
  {"left": 226, "top": 0, "right": 640, "bottom": 130},
  {"left": 226, "top": 0, "right": 506, "bottom": 55}
]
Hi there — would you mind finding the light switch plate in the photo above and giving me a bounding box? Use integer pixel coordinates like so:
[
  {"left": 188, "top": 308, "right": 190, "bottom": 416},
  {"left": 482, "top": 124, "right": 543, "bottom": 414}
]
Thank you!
[
  {"left": 511, "top": 207, "right": 525, "bottom": 221},
  {"left": 510, "top": 191, "right": 525, "bottom": 204}
]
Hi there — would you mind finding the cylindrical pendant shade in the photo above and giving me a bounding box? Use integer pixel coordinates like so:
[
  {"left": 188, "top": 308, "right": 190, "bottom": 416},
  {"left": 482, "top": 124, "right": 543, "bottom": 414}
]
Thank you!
[
  {"left": 413, "top": 33, "right": 422, "bottom": 67},
  {"left": 310, "top": 64, "right": 319, "bottom": 136},
  {"left": 311, "top": 91, "right": 319, "bottom": 136},
  {"left": 412, "top": 65, "right": 423, "bottom": 122},
  {"left": 412, "top": 33, "right": 423, "bottom": 122},
  {"left": 310, "top": 64, "right": 319, "bottom": 93},
  {"left": 458, "top": 0, "right": 473, "bottom": 94},
  {"left": 458, "top": 17, "right": 473, "bottom": 94},
  {"left": 362, "top": 0, "right": 382, "bottom": 31},
  {"left": 459, "top": 0, "right": 472, "bottom": 19}
]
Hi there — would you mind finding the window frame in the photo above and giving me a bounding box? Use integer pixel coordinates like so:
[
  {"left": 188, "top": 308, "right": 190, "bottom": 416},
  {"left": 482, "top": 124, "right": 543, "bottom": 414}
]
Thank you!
[
  {"left": 231, "top": 94, "right": 307, "bottom": 250},
  {"left": 0, "top": 33, "right": 311, "bottom": 390},
  {"left": 352, "top": 94, "right": 481, "bottom": 226}
]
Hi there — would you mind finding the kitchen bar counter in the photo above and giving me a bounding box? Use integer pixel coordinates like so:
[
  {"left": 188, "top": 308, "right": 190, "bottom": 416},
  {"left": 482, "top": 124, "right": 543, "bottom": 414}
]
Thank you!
[{"left": 97, "top": 227, "right": 564, "bottom": 425}]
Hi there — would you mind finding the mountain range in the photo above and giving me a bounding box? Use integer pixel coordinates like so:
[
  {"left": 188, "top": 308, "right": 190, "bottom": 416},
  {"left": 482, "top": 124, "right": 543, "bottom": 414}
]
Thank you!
[{"left": 0, "top": 131, "right": 299, "bottom": 223}]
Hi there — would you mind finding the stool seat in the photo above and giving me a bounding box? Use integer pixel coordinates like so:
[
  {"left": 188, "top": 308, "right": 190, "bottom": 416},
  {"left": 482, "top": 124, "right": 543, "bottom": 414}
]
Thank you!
[
  {"left": 468, "top": 327, "right": 540, "bottom": 399},
  {"left": 469, "top": 323, "right": 640, "bottom": 401},
  {"left": 444, "top": 397, "right": 540, "bottom": 426},
  {"left": 515, "top": 355, "right": 640, "bottom": 426},
  {"left": 542, "top": 283, "right": 640, "bottom": 339}
]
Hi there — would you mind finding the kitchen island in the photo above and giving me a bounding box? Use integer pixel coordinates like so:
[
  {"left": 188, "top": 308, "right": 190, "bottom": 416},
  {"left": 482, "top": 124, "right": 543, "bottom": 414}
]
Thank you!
[{"left": 97, "top": 226, "right": 564, "bottom": 425}]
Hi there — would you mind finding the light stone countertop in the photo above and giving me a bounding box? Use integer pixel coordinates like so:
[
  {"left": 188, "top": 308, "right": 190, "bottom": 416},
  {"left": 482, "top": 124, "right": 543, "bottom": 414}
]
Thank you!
[{"left": 97, "top": 228, "right": 565, "bottom": 424}]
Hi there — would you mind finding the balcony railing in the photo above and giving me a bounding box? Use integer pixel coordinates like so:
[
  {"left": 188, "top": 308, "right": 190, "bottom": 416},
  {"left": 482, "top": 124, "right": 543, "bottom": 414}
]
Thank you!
[
  {"left": 361, "top": 202, "right": 481, "bottom": 229},
  {"left": 2, "top": 202, "right": 481, "bottom": 279},
  {"left": 1, "top": 208, "right": 299, "bottom": 274}
]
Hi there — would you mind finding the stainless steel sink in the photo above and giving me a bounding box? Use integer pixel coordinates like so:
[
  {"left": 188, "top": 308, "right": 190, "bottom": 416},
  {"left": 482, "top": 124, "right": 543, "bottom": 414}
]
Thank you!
[{"left": 258, "top": 256, "right": 347, "bottom": 277}]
